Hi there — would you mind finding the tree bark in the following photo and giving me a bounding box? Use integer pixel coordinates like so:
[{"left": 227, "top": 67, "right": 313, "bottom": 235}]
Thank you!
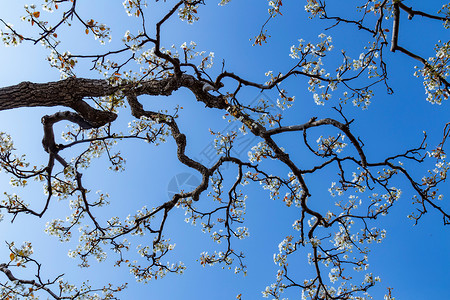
[
  {"left": 0, "top": 78, "right": 119, "bottom": 127},
  {"left": 0, "top": 75, "right": 227, "bottom": 127}
]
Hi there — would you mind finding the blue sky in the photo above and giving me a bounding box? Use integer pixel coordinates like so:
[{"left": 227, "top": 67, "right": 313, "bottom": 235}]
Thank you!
[{"left": 0, "top": 0, "right": 449, "bottom": 299}]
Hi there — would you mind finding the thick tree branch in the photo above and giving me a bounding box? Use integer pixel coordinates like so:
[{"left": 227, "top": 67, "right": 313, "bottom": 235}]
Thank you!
[{"left": 398, "top": 2, "right": 450, "bottom": 21}]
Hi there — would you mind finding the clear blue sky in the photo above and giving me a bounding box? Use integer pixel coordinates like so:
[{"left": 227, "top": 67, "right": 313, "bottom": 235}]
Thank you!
[{"left": 0, "top": 1, "right": 449, "bottom": 299}]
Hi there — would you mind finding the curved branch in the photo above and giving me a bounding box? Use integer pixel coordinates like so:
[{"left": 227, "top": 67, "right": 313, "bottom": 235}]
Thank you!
[{"left": 265, "top": 118, "right": 367, "bottom": 167}]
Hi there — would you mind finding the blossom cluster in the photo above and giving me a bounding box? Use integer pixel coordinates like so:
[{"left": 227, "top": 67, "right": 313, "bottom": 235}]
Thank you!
[
  {"left": 414, "top": 41, "right": 449, "bottom": 104},
  {"left": 123, "top": 0, "right": 148, "bottom": 17},
  {"left": 0, "top": 23, "right": 23, "bottom": 47},
  {"left": 178, "top": 3, "right": 199, "bottom": 24},
  {"left": 316, "top": 134, "right": 347, "bottom": 154}
]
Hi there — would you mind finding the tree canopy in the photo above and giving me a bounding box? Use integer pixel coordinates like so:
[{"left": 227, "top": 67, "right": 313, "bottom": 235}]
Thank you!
[{"left": 0, "top": 0, "right": 449, "bottom": 299}]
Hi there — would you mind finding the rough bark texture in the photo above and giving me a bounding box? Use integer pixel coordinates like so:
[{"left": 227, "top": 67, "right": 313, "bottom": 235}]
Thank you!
[
  {"left": 0, "top": 78, "right": 119, "bottom": 127},
  {"left": 0, "top": 78, "right": 117, "bottom": 109},
  {"left": 0, "top": 75, "right": 226, "bottom": 127}
]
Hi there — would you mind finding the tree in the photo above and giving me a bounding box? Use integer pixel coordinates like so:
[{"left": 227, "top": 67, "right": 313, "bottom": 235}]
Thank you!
[{"left": 0, "top": 0, "right": 449, "bottom": 299}]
